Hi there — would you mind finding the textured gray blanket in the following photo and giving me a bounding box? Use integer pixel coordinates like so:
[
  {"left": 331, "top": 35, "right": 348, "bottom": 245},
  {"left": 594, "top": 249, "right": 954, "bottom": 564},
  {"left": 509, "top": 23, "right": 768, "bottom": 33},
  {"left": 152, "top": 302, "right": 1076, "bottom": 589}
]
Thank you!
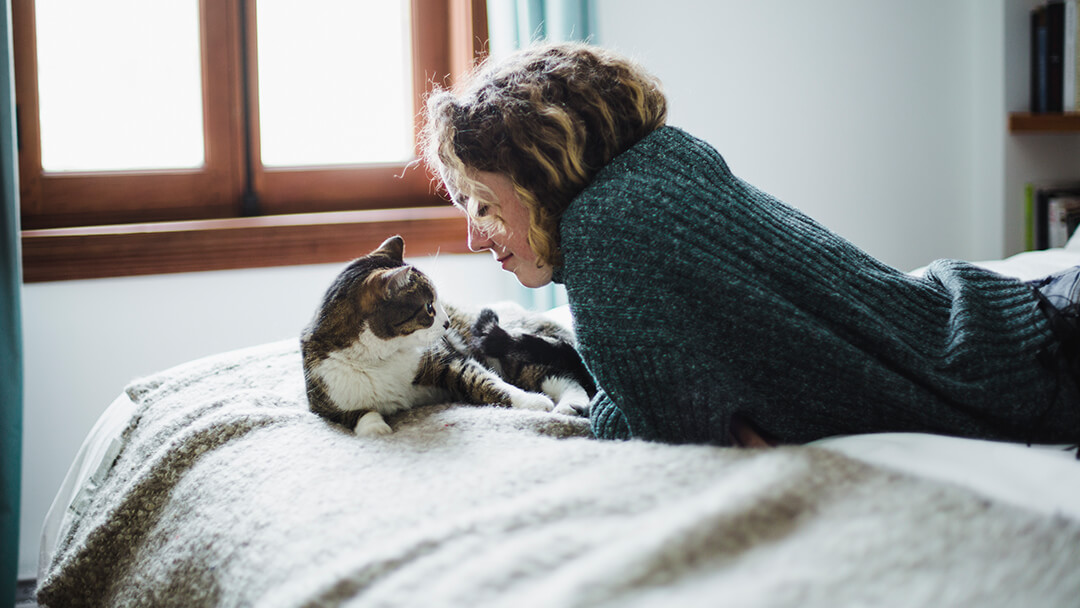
[{"left": 38, "top": 339, "right": 1080, "bottom": 607}]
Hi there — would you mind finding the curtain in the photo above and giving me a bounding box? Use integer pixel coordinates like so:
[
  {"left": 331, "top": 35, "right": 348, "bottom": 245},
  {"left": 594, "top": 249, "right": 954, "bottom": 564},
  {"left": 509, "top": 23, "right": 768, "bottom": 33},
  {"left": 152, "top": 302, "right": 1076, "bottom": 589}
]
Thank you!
[
  {"left": 488, "top": 0, "right": 591, "bottom": 56},
  {"left": 0, "top": 0, "right": 22, "bottom": 598},
  {"left": 486, "top": 0, "right": 591, "bottom": 310}
]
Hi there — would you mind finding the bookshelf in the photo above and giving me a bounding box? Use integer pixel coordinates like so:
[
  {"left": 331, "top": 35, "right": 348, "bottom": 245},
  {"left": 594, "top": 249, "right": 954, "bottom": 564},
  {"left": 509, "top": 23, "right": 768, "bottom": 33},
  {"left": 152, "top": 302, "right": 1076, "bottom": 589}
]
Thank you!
[
  {"left": 1003, "top": 0, "right": 1080, "bottom": 257},
  {"left": 1008, "top": 112, "right": 1080, "bottom": 132}
]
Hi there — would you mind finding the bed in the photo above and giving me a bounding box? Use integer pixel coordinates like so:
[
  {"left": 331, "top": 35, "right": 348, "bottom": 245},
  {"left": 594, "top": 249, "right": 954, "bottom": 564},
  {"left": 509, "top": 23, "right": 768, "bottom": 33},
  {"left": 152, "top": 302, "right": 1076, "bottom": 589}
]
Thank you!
[{"left": 35, "top": 246, "right": 1080, "bottom": 607}]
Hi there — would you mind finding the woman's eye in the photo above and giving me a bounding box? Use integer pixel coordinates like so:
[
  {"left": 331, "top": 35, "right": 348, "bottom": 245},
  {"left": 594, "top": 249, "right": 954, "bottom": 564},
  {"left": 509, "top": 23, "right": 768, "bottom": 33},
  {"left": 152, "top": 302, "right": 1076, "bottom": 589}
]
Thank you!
[{"left": 475, "top": 204, "right": 490, "bottom": 218}]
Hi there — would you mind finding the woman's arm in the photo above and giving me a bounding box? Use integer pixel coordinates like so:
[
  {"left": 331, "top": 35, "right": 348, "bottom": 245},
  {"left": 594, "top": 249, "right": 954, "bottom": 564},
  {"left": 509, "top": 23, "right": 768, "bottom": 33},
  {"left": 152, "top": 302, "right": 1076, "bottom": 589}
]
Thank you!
[{"left": 589, "top": 389, "right": 630, "bottom": 440}]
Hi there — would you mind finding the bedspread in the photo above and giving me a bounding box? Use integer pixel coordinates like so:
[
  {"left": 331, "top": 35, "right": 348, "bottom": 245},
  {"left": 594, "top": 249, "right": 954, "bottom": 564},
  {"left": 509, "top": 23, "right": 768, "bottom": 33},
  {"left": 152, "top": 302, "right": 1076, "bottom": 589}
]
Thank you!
[{"left": 37, "top": 339, "right": 1080, "bottom": 607}]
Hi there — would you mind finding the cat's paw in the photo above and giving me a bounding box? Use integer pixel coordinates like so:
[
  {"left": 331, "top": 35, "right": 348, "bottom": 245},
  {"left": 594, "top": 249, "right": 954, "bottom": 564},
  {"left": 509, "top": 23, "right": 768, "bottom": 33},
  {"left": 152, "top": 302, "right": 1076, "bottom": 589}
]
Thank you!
[
  {"left": 553, "top": 397, "right": 590, "bottom": 417},
  {"left": 511, "top": 392, "right": 555, "bottom": 412},
  {"left": 355, "top": 411, "right": 393, "bottom": 437},
  {"left": 541, "top": 377, "right": 591, "bottom": 417}
]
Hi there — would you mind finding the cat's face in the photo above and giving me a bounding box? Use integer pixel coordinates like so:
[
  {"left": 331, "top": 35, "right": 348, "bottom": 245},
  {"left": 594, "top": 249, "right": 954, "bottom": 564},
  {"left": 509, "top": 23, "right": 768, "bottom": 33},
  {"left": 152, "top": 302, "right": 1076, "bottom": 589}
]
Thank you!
[
  {"left": 363, "top": 264, "right": 446, "bottom": 342},
  {"left": 307, "top": 236, "right": 448, "bottom": 349}
]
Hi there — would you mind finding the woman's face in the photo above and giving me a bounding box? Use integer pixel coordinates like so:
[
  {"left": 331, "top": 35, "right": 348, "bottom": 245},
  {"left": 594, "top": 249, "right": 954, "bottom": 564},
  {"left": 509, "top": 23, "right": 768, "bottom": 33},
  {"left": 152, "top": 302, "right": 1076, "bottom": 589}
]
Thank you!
[{"left": 465, "top": 171, "right": 554, "bottom": 288}]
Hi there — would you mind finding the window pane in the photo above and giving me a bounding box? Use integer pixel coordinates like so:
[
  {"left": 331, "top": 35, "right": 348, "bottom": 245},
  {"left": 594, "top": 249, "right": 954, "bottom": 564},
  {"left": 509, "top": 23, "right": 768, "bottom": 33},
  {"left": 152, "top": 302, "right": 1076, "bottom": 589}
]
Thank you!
[
  {"left": 35, "top": 0, "right": 204, "bottom": 172},
  {"left": 256, "top": 0, "right": 414, "bottom": 168}
]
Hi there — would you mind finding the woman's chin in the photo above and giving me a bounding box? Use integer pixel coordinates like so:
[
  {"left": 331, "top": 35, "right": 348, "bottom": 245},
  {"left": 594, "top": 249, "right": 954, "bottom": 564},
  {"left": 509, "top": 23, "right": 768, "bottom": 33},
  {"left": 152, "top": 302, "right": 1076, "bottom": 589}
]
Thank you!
[{"left": 512, "top": 265, "right": 554, "bottom": 289}]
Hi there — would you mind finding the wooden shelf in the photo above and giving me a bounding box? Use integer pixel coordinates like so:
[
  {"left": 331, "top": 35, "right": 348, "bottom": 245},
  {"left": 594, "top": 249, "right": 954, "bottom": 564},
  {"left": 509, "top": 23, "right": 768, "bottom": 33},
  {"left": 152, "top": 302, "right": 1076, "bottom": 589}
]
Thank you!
[{"left": 1008, "top": 112, "right": 1080, "bottom": 132}]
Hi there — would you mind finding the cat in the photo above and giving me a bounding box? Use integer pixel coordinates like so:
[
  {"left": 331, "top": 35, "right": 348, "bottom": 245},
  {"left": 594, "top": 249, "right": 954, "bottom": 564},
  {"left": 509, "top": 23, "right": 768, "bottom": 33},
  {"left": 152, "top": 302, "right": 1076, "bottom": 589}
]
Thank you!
[
  {"left": 300, "top": 235, "right": 595, "bottom": 436},
  {"left": 469, "top": 307, "right": 595, "bottom": 417}
]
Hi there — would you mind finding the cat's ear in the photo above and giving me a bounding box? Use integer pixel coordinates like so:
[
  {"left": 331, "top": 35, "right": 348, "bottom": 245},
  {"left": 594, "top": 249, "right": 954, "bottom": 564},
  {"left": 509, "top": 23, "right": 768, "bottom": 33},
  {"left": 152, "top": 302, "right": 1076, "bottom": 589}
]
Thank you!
[
  {"left": 358, "top": 266, "right": 413, "bottom": 312},
  {"left": 373, "top": 235, "right": 405, "bottom": 262},
  {"left": 367, "top": 266, "right": 412, "bottom": 298},
  {"left": 383, "top": 266, "right": 412, "bottom": 293}
]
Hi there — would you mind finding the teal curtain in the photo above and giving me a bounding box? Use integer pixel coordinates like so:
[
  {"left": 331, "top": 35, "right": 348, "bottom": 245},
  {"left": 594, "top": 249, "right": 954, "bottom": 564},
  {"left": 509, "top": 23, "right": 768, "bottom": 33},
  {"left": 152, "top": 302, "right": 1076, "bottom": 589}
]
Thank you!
[
  {"left": 487, "top": 0, "right": 592, "bottom": 57},
  {"left": 0, "top": 0, "right": 22, "bottom": 599},
  {"left": 486, "top": 0, "right": 590, "bottom": 310},
  {"left": 514, "top": 0, "right": 590, "bottom": 46}
]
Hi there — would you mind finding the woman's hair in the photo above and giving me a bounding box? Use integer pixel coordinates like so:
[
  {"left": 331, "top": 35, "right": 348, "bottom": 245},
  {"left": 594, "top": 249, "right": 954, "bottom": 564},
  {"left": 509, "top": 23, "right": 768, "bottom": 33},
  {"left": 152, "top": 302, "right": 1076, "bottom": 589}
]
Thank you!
[{"left": 422, "top": 42, "right": 667, "bottom": 267}]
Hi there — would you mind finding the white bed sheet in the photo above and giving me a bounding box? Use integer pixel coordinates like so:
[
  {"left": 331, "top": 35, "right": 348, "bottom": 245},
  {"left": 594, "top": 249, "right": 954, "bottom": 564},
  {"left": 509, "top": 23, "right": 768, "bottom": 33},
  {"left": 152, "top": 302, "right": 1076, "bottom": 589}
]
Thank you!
[
  {"left": 814, "top": 433, "right": 1080, "bottom": 520},
  {"left": 39, "top": 393, "right": 136, "bottom": 580},
  {"left": 39, "top": 244, "right": 1080, "bottom": 582}
]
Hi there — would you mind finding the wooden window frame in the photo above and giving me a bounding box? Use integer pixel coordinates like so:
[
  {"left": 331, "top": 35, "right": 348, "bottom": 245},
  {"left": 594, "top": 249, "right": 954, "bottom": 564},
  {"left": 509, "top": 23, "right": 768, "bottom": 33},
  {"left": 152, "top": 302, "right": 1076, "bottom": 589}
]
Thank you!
[{"left": 15, "top": 0, "right": 487, "bottom": 282}]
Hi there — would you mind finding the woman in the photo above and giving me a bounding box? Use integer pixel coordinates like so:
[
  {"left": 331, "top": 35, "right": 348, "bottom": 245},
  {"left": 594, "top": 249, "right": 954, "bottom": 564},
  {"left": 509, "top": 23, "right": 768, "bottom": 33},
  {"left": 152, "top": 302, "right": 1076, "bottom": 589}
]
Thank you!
[{"left": 423, "top": 42, "right": 1080, "bottom": 449}]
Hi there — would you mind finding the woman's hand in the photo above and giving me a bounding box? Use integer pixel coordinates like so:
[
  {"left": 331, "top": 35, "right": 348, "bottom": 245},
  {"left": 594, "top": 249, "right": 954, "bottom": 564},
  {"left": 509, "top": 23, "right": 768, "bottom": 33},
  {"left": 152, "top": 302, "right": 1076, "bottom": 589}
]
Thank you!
[{"left": 731, "top": 415, "right": 776, "bottom": 448}]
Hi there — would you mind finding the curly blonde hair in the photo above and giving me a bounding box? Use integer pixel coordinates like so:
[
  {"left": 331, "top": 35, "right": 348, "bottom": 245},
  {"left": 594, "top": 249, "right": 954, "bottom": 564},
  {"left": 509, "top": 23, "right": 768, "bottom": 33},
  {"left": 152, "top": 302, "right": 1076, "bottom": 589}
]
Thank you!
[{"left": 422, "top": 42, "right": 667, "bottom": 268}]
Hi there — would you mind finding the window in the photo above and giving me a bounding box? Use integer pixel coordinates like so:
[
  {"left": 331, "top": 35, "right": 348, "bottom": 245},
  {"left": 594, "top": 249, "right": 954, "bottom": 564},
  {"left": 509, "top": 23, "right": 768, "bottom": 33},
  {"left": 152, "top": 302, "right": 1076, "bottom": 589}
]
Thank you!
[{"left": 15, "top": 0, "right": 486, "bottom": 281}]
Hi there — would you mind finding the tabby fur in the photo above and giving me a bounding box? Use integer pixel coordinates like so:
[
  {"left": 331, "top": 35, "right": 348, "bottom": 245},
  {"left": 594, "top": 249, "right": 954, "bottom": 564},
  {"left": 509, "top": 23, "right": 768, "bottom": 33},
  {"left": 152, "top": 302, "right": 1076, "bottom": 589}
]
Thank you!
[{"left": 300, "top": 236, "right": 594, "bottom": 436}]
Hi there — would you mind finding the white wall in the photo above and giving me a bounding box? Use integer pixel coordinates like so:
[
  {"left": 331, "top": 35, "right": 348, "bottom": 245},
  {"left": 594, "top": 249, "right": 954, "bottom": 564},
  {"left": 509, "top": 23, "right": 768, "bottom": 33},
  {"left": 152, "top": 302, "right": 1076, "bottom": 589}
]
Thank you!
[
  {"left": 20, "top": 0, "right": 1062, "bottom": 579},
  {"left": 593, "top": 0, "right": 995, "bottom": 270}
]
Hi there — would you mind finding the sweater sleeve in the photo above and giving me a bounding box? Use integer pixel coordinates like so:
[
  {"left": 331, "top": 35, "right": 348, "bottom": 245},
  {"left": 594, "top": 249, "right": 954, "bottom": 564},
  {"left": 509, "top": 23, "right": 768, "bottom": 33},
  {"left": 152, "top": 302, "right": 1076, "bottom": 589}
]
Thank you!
[{"left": 589, "top": 389, "right": 630, "bottom": 440}]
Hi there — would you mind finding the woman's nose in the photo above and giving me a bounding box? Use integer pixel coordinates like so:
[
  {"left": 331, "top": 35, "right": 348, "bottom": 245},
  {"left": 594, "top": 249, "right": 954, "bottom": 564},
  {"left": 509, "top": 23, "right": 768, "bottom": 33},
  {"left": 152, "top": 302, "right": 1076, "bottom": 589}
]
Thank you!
[{"left": 467, "top": 219, "right": 492, "bottom": 252}]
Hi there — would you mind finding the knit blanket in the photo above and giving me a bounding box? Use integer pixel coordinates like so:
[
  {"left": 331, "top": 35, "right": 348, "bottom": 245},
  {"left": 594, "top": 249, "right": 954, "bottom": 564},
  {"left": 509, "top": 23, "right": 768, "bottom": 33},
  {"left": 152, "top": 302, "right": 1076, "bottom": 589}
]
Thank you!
[{"left": 37, "top": 339, "right": 1080, "bottom": 607}]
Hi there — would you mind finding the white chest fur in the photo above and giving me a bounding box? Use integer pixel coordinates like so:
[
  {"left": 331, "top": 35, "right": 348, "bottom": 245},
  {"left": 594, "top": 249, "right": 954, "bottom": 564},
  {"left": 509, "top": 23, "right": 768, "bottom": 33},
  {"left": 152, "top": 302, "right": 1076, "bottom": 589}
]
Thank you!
[{"left": 310, "top": 326, "right": 447, "bottom": 416}]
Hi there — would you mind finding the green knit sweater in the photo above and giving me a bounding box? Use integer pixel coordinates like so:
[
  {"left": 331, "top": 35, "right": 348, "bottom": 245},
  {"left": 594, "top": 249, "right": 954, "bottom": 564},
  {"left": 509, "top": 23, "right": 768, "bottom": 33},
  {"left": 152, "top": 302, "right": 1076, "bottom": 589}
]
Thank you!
[{"left": 554, "top": 126, "right": 1077, "bottom": 445}]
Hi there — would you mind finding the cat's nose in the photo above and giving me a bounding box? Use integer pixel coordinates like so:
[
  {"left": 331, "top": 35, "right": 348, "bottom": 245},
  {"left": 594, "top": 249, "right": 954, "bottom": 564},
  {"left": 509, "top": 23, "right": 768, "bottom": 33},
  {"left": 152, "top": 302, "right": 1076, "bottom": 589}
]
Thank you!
[{"left": 443, "top": 320, "right": 450, "bottom": 329}]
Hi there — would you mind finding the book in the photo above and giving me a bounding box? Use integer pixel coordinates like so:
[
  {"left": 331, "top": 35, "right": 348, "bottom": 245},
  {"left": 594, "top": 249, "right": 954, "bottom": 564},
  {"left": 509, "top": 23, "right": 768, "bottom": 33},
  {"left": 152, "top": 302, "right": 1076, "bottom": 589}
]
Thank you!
[
  {"left": 1025, "top": 183, "right": 1036, "bottom": 251},
  {"left": 1047, "top": 195, "right": 1080, "bottom": 247},
  {"left": 1030, "top": 1, "right": 1080, "bottom": 112},
  {"left": 1048, "top": 1, "right": 1066, "bottom": 112},
  {"left": 1029, "top": 182, "right": 1080, "bottom": 249},
  {"left": 1033, "top": 5, "right": 1048, "bottom": 113},
  {"left": 1067, "top": 0, "right": 1078, "bottom": 110}
]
